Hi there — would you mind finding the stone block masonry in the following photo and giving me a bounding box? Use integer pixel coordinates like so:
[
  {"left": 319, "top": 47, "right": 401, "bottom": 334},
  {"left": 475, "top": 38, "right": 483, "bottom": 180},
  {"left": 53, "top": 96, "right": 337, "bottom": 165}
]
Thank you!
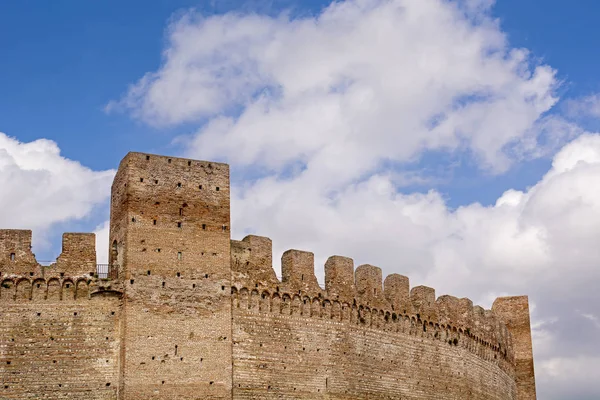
[{"left": 0, "top": 151, "right": 537, "bottom": 399}]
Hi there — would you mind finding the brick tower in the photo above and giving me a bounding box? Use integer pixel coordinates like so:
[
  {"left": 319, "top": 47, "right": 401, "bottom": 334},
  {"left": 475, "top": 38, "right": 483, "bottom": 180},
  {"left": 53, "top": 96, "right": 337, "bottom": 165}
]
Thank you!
[{"left": 109, "top": 152, "right": 232, "bottom": 399}]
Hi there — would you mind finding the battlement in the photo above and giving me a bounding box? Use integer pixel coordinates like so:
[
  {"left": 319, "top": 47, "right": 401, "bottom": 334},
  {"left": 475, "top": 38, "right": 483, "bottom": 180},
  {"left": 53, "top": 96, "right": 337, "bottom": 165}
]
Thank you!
[
  {"left": 1, "top": 152, "right": 534, "bottom": 400},
  {"left": 0, "top": 229, "right": 103, "bottom": 279},
  {"left": 230, "top": 234, "right": 520, "bottom": 363}
]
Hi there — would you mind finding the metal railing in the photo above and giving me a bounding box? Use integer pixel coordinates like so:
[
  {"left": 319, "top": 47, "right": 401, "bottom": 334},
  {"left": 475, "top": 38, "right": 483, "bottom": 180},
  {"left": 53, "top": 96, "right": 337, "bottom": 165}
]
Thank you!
[{"left": 96, "top": 264, "right": 119, "bottom": 280}]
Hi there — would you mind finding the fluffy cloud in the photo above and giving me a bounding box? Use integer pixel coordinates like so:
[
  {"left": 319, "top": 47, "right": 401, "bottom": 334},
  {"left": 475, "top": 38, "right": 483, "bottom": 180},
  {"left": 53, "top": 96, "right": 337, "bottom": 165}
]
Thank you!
[
  {"left": 0, "top": 133, "right": 115, "bottom": 251},
  {"left": 111, "top": 0, "right": 566, "bottom": 174},
  {"left": 109, "top": 0, "right": 599, "bottom": 398},
  {"left": 565, "top": 94, "right": 600, "bottom": 119}
]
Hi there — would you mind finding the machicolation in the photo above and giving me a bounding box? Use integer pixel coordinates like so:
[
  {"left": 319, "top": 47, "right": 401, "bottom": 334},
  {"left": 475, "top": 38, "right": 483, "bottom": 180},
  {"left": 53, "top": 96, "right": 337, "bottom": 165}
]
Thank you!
[{"left": 0, "top": 152, "right": 536, "bottom": 399}]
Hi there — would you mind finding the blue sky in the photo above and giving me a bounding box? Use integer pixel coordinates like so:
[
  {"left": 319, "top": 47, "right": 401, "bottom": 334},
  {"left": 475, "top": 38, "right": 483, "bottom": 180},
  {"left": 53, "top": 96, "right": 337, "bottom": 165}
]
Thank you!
[
  {"left": 2, "top": 0, "right": 599, "bottom": 214},
  {"left": 2, "top": 1, "right": 600, "bottom": 397}
]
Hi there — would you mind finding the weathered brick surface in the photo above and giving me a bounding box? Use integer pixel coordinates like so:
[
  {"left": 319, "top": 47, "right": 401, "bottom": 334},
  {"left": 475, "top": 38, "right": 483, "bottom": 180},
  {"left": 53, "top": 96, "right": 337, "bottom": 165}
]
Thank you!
[
  {"left": 0, "top": 152, "right": 537, "bottom": 399},
  {"left": 0, "top": 276, "right": 121, "bottom": 399},
  {"left": 493, "top": 296, "right": 537, "bottom": 400},
  {"left": 108, "top": 153, "right": 232, "bottom": 399}
]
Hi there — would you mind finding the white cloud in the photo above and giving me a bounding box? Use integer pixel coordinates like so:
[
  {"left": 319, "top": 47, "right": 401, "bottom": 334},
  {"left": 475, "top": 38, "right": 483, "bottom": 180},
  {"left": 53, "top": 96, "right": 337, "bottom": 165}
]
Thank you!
[
  {"left": 93, "top": 220, "right": 111, "bottom": 264},
  {"left": 111, "top": 0, "right": 565, "bottom": 175},
  {"left": 108, "top": 0, "right": 600, "bottom": 398},
  {"left": 564, "top": 93, "right": 600, "bottom": 119},
  {"left": 0, "top": 132, "right": 115, "bottom": 251}
]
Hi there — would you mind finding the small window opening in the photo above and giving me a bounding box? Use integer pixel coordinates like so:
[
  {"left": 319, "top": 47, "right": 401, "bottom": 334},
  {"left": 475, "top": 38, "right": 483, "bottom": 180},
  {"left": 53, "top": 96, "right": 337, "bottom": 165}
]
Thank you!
[
  {"left": 177, "top": 252, "right": 182, "bottom": 260},
  {"left": 140, "top": 178, "right": 144, "bottom": 182},
  {"left": 106, "top": 383, "right": 111, "bottom": 387},
  {"left": 179, "top": 208, "right": 183, "bottom": 216},
  {"left": 199, "top": 184, "right": 203, "bottom": 189},
  {"left": 176, "top": 272, "right": 181, "bottom": 277},
  {"left": 147, "top": 270, "right": 151, "bottom": 276},
  {"left": 301, "top": 274, "right": 304, "bottom": 281},
  {"left": 222, "top": 225, "right": 227, "bottom": 231},
  {"left": 131, "top": 217, "right": 136, "bottom": 222},
  {"left": 156, "top": 248, "right": 161, "bottom": 253},
  {"left": 188, "top": 161, "right": 191, "bottom": 166},
  {"left": 175, "top": 345, "right": 178, "bottom": 355},
  {"left": 146, "top": 155, "right": 150, "bottom": 160},
  {"left": 29, "top": 272, "right": 33, "bottom": 277},
  {"left": 374, "top": 288, "right": 376, "bottom": 295},
  {"left": 154, "top": 179, "right": 158, "bottom": 184},
  {"left": 177, "top": 182, "right": 182, "bottom": 188},
  {"left": 153, "top": 219, "right": 157, "bottom": 225},
  {"left": 162, "top": 282, "right": 165, "bottom": 287},
  {"left": 177, "top": 222, "right": 182, "bottom": 228},
  {"left": 10, "top": 253, "right": 15, "bottom": 261},
  {"left": 168, "top": 159, "right": 172, "bottom": 163},
  {"left": 202, "top": 224, "right": 206, "bottom": 230},
  {"left": 130, "top": 279, "right": 134, "bottom": 285},
  {"left": 66, "top": 284, "right": 70, "bottom": 288},
  {"left": 216, "top": 187, "right": 220, "bottom": 191},
  {"left": 205, "top": 274, "right": 209, "bottom": 278}
]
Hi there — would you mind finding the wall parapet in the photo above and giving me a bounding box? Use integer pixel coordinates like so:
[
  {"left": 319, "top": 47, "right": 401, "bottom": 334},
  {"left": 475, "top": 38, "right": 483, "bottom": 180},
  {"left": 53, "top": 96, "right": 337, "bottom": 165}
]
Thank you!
[
  {"left": 231, "top": 283, "right": 516, "bottom": 377},
  {"left": 0, "top": 272, "right": 123, "bottom": 302},
  {"left": 231, "top": 234, "right": 517, "bottom": 368}
]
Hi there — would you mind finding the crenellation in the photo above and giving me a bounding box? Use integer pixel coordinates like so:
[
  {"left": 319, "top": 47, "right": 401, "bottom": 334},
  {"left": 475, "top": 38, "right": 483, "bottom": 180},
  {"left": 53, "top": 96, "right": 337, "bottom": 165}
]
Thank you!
[
  {"left": 0, "top": 229, "right": 41, "bottom": 277},
  {"left": 231, "top": 235, "right": 278, "bottom": 288},
  {"left": 410, "top": 285, "right": 437, "bottom": 321},
  {"left": 355, "top": 264, "right": 384, "bottom": 307},
  {"left": 50, "top": 233, "right": 97, "bottom": 277},
  {"left": 1, "top": 151, "right": 535, "bottom": 400},
  {"left": 383, "top": 273, "right": 410, "bottom": 313},
  {"left": 324, "top": 255, "right": 355, "bottom": 302},
  {"left": 281, "top": 249, "right": 321, "bottom": 294}
]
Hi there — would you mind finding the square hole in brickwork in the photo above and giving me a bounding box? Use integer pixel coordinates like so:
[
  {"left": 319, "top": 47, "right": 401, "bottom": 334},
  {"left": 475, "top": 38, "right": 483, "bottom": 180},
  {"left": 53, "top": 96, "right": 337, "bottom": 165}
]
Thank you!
[
  {"left": 188, "top": 161, "right": 191, "bottom": 166},
  {"left": 177, "top": 222, "right": 182, "bottom": 228},
  {"left": 202, "top": 224, "right": 206, "bottom": 230},
  {"left": 153, "top": 219, "right": 157, "bottom": 225},
  {"left": 10, "top": 253, "right": 15, "bottom": 261},
  {"left": 155, "top": 180, "right": 159, "bottom": 184},
  {"left": 176, "top": 272, "right": 181, "bottom": 277},
  {"left": 168, "top": 159, "right": 172, "bottom": 163},
  {"left": 147, "top": 270, "right": 151, "bottom": 275},
  {"left": 199, "top": 185, "right": 203, "bottom": 189},
  {"left": 146, "top": 156, "right": 150, "bottom": 160},
  {"left": 140, "top": 178, "right": 144, "bottom": 182},
  {"left": 216, "top": 187, "right": 220, "bottom": 191},
  {"left": 177, "top": 182, "right": 182, "bottom": 188}
]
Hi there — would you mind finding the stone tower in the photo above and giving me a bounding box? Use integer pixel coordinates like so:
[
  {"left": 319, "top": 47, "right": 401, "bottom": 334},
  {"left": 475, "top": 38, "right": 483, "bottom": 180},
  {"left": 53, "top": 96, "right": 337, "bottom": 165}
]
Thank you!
[{"left": 109, "top": 152, "right": 232, "bottom": 399}]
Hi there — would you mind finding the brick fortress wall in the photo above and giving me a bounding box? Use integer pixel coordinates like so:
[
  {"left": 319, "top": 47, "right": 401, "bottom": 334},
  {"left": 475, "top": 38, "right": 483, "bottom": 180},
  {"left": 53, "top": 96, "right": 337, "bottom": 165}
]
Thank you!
[
  {"left": 0, "top": 152, "right": 536, "bottom": 400},
  {"left": 230, "top": 235, "right": 529, "bottom": 399},
  {"left": 0, "top": 230, "right": 122, "bottom": 399},
  {"left": 109, "top": 153, "right": 232, "bottom": 400}
]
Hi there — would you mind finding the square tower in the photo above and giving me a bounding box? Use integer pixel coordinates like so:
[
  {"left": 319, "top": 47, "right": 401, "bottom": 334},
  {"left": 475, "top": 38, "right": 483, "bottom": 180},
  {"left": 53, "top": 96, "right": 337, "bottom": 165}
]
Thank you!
[{"left": 109, "top": 152, "right": 232, "bottom": 399}]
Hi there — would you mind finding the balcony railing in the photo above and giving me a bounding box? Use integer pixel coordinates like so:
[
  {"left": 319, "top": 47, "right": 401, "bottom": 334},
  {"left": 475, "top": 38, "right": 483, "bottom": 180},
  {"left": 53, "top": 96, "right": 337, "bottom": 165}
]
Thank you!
[{"left": 96, "top": 264, "right": 119, "bottom": 280}]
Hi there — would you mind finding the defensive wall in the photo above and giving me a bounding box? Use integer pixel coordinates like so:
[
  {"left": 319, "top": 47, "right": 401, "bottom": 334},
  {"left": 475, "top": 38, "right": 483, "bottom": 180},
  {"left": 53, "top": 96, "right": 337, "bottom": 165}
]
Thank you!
[{"left": 0, "top": 152, "right": 536, "bottom": 399}]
